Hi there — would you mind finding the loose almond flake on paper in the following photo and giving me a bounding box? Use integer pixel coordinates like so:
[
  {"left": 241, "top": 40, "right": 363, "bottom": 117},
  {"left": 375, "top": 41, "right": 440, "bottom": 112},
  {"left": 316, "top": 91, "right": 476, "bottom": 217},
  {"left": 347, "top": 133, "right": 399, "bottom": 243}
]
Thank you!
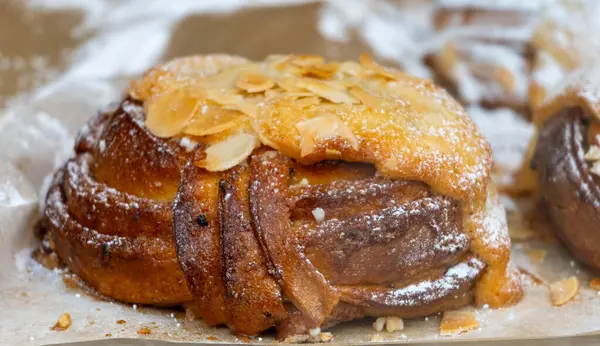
[
  {"left": 590, "top": 278, "right": 600, "bottom": 290},
  {"left": 549, "top": 276, "right": 579, "bottom": 306},
  {"left": 440, "top": 311, "right": 479, "bottom": 336}
]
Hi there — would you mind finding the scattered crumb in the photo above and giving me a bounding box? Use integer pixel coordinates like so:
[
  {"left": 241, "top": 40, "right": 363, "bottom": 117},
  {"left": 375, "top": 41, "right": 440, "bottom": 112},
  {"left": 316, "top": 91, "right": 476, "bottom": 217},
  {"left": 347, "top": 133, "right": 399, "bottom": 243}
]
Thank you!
[
  {"left": 385, "top": 317, "right": 403, "bottom": 333},
  {"left": 207, "top": 336, "right": 218, "bottom": 341},
  {"left": 550, "top": 277, "right": 579, "bottom": 306},
  {"left": 51, "top": 313, "right": 72, "bottom": 331},
  {"left": 312, "top": 207, "right": 325, "bottom": 223},
  {"left": 96, "top": 308, "right": 101, "bottom": 312},
  {"left": 370, "top": 334, "right": 384, "bottom": 342},
  {"left": 518, "top": 267, "right": 544, "bottom": 285},
  {"left": 116, "top": 319, "right": 126, "bottom": 325},
  {"left": 372, "top": 316, "right": 403, "bottom": 333},
  {"left": 137, "top": 327, "right": 152, "bottom": 335},
  {"left": 283, "top": 331, "right": 334, "bottom": 343},
  {"left": 105, "top": 333, "right": 112, "bottom": 337},
  {"left": 89, "top": 321, "right": 95, "bottom": 326},
  {"left": 590, "top": 278, "right": 600, "bottom": 290},
  {"left": 440, "top": 311, "right": 479, "bottom": 336},
  {"left": 527, "top": 249, "right": 547, "bottom": 263}
]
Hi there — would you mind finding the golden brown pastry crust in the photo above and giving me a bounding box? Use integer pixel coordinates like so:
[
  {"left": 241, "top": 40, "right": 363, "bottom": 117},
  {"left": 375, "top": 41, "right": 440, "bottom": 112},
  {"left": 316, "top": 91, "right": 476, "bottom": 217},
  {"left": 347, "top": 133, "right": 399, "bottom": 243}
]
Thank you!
[{"left": 43, "top": 54, "right": 522, "bottom": 337}]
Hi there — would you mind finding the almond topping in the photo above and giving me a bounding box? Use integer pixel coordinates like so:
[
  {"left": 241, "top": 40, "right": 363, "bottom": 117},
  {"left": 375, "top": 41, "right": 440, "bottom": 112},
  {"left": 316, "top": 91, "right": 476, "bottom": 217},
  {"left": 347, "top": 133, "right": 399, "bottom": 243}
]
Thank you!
[
  {"left": 349, "top": 86, "right": 381, "bottom": 108},
  {"left": 195, "top": 132, "right": 258, "bottom": 171},
  {"left": 549, "top": 276, "right": 579, "bottom": 306},
  {"left": 236, "top": 72, "right": 275, "bottom": 93},
  {"left": 440, "top": 311, "right": 479, "bottom": 336},
  {"left": 296, "top": 78, "right": 358, "bottom": 104},
  {"left": 302, "top": 63, "right": 338, "bottom": 79},
  {"left": 590, "top": 278, "right": 600, "bottom": 290},
  {"left": 206, "top": 89, "right": 242, "bottom": 105},
  {"left": 145, "top": 87, "right": 200, "bottom": 138},
  {"left": 295, "top": 96, "right": 321, "bottom": 108},
  {"left": 296, "top": 113, "right": 360, "bottom": 157},
  {"left": 182, "top": 105, "right": 242, "bottom": 136}
]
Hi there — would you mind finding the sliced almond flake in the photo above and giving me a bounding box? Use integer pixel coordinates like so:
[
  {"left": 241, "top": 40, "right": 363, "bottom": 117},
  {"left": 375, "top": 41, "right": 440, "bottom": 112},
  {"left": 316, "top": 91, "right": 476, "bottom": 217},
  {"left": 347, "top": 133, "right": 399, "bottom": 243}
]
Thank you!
[
  {"left": 527, "top": 249, "right": 547, "bottom": 263},
  {"left": 348, "top": 86, "right": 382, "bottom": 108},
  {"left": 291, "top": 55, "right": 325, "bottom": 67},
  {"left": 359, "top": 53, "right": 399, "bottom": 80},
  {"left": 145, "top": 87, "right": 199, "bottom": 138},
  {"left": 295, "top": 96, "right": 321, "bottom": 108},
  {"left": 339, "top": 61, "right": 363, "bottom": 76},
  {"left": 183, "top": 105, "right": 242, "bottom": 136},
  {"left": 549, "top": 276, "right": 579, "bottom": 306},
  {"left": 237, "top": 102, "right": 260, "bottom": 118},
  {"left": 584, "top": 145, "right": 600, "bottom": 161},
  {"left": 282, "top": 92, "right": 316, "bottom": 98},
  {"left": 302, "top": 63, "right": 338, "bottom": 79},
  {"left": 296, "top": 113, "right": 360, "bottom": 156},
  {"left": 265, "top": 54, "right": 293, "bottom": 68},
  {"left": 183, "top": 120, "right": 238, "bottom": 136},
  {"left": 323, "top": 79, "right": 352, "bottom": 91},
  {"left": 439, "top": 311, "right": 479, "bottom": 336},
  {"left": 590, "top": 278, "right": 600, "bottom": 290},
  {"left": 277, "top": 78, "right": 304, "bottom": 92},
  {"left": 296, "top": 79, "right": 358, "bottom": 104},
  {"left": 206, "top": 89, "right": 243, "bottom": 105},
  {"left": 236, "top": 71, "right": 275, "bottom": 93},
  {"left": 195, "top": 132, "right": 258, "bottom": 171}
]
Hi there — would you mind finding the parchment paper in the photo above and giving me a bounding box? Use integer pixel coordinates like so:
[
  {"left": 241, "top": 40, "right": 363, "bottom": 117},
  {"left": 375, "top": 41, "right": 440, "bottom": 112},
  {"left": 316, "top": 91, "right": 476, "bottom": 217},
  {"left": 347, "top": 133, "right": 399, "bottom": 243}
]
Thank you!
[{"left": 2, "top": 1, "right": 600, "bottom": 345}]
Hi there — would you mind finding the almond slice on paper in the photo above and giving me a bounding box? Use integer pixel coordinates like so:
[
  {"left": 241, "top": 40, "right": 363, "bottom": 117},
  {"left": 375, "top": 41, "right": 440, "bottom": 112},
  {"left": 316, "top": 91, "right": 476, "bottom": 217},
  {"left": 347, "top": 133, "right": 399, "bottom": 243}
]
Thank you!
[
  {"left": 439, "top": 311, "right": 479, "bottom": 336},
  {"left": 549, "top": 276, "right": 579, "bottom": 306},
  {"left": 145, "top": 87, "right": 200, "bottom": 138},
  {"left": 195, "top": 133, "right": 258, "bottom": 171},
  {"left": 296, "top": 113, "right": 359, "bottom": 157}
]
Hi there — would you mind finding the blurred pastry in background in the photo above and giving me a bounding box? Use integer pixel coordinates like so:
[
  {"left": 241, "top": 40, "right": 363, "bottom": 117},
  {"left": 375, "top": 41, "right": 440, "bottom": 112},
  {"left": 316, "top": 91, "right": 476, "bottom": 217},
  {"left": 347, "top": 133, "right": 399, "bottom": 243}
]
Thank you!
[{"left": 428, "top": 0, "right": 540, "bottom": 112}]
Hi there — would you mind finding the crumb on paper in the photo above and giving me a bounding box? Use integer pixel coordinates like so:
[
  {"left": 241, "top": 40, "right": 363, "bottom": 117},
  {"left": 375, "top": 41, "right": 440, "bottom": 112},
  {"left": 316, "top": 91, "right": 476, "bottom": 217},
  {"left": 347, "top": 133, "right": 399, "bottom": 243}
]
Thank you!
[
  {"left": 370, "top": 334, "right": 384, "bottom": 342},
  {"left": 440, "top": 311, "right": 479, "bottom": 336},
  {"left": 549, "top": 276, "right": 579, "bottom": 306},
  {"left": 518, "top": 267, "right": 544, "bottom": 285},
  {"left": 590, "top": 278, "right": 600, "bottom": 290},
  {"left": 207, "top": 336, "right": 218, "bottom": 341},
  {"left": 283, "top": 331, "right": 334, "bottom": 343},
  {"left": 105, "top": 333, "right": 112, "bottom": 337},
  {"left": 137, "top": 327, "right": 152, "bottom": 335},
  {"left": 527, "top": 249, "right": 547, "bottom": 263},
  {"left": 372, "top": 316, "right": 404, "bottom": 333},
  {"left": 51, "top": 313, "right": 72, "bottom": 331},
  {"left": 116, "top": 319, "right": 126, "bottom": 325}
]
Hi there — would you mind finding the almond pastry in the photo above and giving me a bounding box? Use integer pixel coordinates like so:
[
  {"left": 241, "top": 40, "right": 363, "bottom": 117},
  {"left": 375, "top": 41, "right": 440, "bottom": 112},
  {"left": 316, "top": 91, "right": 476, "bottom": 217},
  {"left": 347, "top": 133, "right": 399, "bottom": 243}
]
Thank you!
[{"left": 39, "top": 54, "right": 522, "bottom": 339}]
